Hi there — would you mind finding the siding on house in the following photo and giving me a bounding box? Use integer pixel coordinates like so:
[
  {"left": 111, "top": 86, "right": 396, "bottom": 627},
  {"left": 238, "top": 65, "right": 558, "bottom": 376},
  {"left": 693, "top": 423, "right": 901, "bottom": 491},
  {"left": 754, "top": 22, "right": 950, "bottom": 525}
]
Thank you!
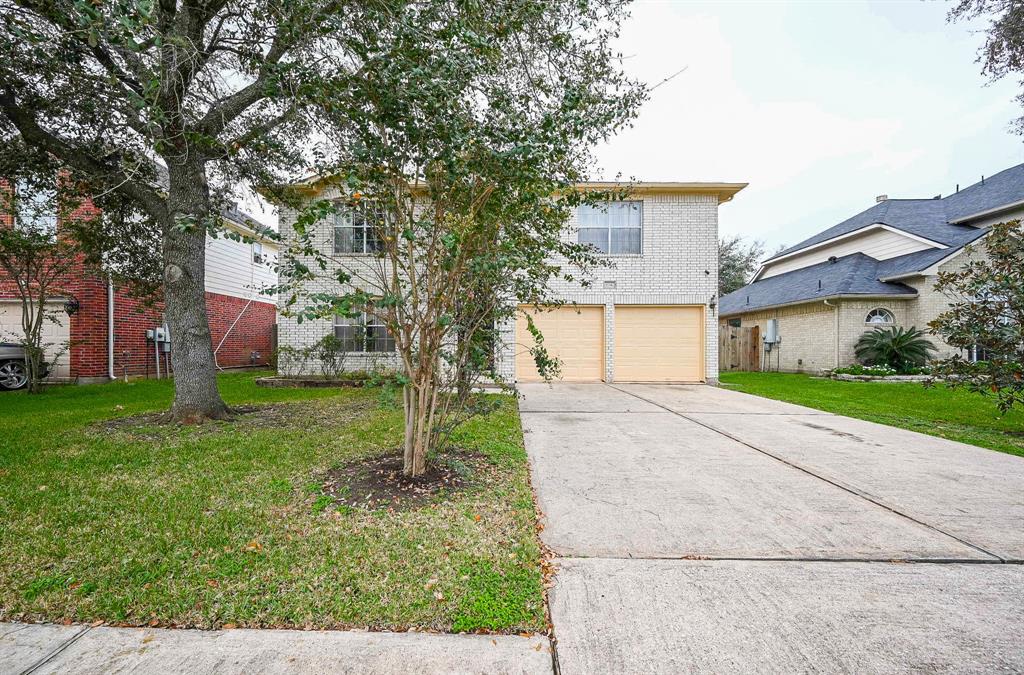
[
  {"left": 724, "top": 302, "right": 838, "bottom": 373},
  {"left": 204, "top": 231, "right": 278, "bottom": 301},
  {"left": 0, "top": 178, "right": 279, "bottom": 383},
  {"left": 277, "top": 185, "right": 734, "bottom": 383},
  {"left": 760, "top": 227, "right": 937, "bottom": 279}
]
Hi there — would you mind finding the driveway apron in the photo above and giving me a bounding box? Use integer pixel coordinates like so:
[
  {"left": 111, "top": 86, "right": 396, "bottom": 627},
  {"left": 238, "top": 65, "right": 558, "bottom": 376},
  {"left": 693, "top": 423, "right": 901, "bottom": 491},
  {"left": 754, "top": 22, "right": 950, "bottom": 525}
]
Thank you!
[{"left": 519, "top": 383, "right": 1024, "bottom": 674}]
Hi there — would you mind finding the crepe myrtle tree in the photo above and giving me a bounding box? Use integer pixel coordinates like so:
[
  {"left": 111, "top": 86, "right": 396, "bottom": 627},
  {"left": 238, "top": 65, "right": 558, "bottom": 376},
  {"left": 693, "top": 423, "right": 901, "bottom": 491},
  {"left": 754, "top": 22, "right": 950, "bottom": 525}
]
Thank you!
[
  {"left": 930, "top": 220, "right": 1024, "bottom": 412},
  {"left": 0, "top": 0, "right": 374, "bottom": 421},
  {"left": 271, "top": 0, "right": 645, "bottom": 476}
]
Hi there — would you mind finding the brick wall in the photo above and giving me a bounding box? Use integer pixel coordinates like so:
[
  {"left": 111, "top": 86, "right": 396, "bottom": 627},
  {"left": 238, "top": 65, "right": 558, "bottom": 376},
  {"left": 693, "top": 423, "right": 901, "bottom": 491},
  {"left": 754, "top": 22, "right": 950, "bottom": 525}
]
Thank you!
[
  {"left": 836, "top": 299, "right": 915, "bottom": 365},
  {"left": 723, "top": 301, "right": 838, "bottom": 373},
  {"left": 207, "top": 292, "right": 276, "bottom": 368},
  {"left": 277, "top": 189, "right": 723, "bottom": 382},
  {"left": 902, "top": 241, "right": 988, "bottom": 360},
  {"left": 1, "top": 178, "right": 277, "bottom": 382}
]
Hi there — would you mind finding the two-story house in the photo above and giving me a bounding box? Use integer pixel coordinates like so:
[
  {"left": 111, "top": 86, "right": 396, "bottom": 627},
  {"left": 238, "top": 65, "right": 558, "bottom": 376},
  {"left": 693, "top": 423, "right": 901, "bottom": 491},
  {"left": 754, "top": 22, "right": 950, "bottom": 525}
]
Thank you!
[
  {"left": 719, "top": 163, "right": 1024, "bottom": 373},
  {"left": 275, "top": 180, "right": 746, "bottom": 384},
  {"left": 0, "top": 179, "right": 279, "bottom": 388}
]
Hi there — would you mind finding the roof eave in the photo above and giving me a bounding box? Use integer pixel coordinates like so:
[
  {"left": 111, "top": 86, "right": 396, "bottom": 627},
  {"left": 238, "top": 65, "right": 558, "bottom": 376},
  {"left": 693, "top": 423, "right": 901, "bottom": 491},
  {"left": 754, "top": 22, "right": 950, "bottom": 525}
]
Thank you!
[
  {"left": 949, "top": 198, "right": 1024, "bottom": 224},
  {"left": 574, "top": 181, "right": 748, "bottom": 204},
  {"left": 264, "top": 177, "right": 749, "bottom": 204},
  {"left": 719, "top": 292, "right": 918, "bottom": 318}
]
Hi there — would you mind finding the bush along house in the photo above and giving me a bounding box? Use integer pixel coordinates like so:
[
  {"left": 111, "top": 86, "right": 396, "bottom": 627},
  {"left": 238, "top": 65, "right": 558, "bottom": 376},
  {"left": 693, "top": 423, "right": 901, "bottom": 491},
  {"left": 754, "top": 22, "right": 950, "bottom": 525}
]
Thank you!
[
  {"left": 0, "top": 178, "right": 279, "bottom": 387},
  {"left": 274, "top": 178, "right": 746, "bottom": 384},
  {"left": 719, "top": 164, "right": 1024, "bottom": 373}
]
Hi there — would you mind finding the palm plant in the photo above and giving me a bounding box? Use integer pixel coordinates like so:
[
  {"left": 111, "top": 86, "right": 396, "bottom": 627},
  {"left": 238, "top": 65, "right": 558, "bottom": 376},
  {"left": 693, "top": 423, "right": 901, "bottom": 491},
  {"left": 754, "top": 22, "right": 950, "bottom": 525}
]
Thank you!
[{"left": 854, "top": 326, "right": 937, "bottom": 373}]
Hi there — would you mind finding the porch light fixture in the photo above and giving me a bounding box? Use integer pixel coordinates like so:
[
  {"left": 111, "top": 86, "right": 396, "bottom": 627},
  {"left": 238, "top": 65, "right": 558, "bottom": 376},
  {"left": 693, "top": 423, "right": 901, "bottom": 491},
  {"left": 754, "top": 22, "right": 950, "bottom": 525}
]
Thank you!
[
  {"left": 708, "top": 294, "right": 717, "bottom": 310},
  {"left": 64, "top": 298, "right": 80, "bottom": 315}
]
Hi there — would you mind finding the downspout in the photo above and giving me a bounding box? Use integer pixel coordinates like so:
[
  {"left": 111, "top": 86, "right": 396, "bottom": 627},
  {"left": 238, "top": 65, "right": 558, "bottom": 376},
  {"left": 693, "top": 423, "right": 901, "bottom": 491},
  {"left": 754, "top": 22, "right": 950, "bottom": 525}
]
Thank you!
[
  {"left": 107, "top": 276, "right": 115, "bottom": 380},
  {"left": 823, "top": 299, "right": 839, "bottom": 369}
]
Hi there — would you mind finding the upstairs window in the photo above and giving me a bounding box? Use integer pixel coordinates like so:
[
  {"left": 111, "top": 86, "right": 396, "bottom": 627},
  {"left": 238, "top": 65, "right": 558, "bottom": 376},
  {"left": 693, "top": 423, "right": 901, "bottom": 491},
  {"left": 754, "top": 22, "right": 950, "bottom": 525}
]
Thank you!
[
  {"left": 865, "top": 308, "right": 895, "bottom": 325},
  {"left": 14, "top": 179, "right": 57, "bottom": 235},
  {"left": 577, "top": 201, "right": 642, "bottom": 255},
  {"left": 333, "top": 312, "right": 395, "bottom": 352},
  {"left": 252, "top": 241, "right": 264, "bottom": 264},
  {"left": 333, "top": 205, "right": 383, "bottom": 254}
]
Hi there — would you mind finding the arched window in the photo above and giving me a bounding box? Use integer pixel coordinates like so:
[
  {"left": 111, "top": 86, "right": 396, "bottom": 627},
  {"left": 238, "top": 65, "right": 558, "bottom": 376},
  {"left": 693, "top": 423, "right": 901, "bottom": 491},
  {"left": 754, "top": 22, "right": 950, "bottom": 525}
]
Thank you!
[{"left": 865, "top": 308, "right": 895, "bottom": 325}]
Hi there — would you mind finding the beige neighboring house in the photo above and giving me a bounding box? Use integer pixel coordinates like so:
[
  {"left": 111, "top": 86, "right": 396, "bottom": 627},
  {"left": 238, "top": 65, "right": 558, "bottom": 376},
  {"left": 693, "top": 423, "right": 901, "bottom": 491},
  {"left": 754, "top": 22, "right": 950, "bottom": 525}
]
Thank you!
[
  {"left": 719, "top": 164, "right": 1024, "bottom": 373},
  {"left": 275, "top": 179, "right": 746, "bottom": 384}
]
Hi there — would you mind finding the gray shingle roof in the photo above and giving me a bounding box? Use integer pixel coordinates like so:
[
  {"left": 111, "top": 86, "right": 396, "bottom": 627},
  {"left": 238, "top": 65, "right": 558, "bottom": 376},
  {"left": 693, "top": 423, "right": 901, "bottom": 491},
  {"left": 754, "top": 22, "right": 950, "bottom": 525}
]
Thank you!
[
  {"left": 722, "top": 163, "right": 1022, "bottom": 317},
  {"left": 943, "top": 163, "right": 1024, "bottom": 222},
  {"left": 766, "top": 163, "right": 1024, "bottom": 262},
  {"left": 719, "top": 253, "right": 917, "bottom": 316}
]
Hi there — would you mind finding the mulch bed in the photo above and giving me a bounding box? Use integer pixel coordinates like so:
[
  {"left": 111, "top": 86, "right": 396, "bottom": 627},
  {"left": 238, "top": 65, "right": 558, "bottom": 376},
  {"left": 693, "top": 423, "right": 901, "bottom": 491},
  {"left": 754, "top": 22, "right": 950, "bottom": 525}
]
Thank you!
[{"left": 319, "top": 450, "right": 487, "bottom": 512}]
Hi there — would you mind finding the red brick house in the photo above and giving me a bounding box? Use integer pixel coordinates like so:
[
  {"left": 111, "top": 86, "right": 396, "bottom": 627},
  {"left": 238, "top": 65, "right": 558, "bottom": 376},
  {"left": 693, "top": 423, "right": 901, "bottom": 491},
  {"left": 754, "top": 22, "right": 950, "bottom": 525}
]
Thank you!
[{"left": 0, "top": 180, "right": 279, "bottom": 385}]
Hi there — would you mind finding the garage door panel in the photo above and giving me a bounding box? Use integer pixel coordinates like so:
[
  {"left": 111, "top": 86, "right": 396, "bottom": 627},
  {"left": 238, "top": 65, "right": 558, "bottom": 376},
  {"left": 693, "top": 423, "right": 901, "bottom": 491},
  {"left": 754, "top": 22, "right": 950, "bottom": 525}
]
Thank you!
[
  {"left": 615, "top": 305, "right": 703, "bottom": 383},
  {"left": 516, "top": 306, "right": 603, "bottom": 383},
  {"left": 0, "top": 300, "right": 70, "bottom": 379}
]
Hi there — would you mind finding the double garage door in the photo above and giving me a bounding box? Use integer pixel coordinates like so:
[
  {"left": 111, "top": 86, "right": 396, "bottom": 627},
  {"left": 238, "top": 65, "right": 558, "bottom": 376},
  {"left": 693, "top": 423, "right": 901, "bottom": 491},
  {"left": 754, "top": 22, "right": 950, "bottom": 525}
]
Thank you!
[{"left": 515, "top": 305, "right": 703, "bottom": 383}]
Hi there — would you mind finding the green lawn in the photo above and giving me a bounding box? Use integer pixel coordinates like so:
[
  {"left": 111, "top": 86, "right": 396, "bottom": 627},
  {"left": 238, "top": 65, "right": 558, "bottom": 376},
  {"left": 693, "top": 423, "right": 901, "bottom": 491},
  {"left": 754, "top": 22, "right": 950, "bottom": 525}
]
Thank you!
[
  {"left": 0, "top": 372, "right": 545, "bottom": 633},
  {"left": 720, "top": 372, "right": 1024, "bottom": 458}
]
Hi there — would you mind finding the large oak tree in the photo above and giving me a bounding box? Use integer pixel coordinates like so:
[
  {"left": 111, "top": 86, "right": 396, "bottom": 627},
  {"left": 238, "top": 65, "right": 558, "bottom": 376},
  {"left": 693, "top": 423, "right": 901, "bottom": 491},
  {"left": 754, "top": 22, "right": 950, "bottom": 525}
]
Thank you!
[{"left": 0, "top": 0, "right": 360, "bottom": 420}]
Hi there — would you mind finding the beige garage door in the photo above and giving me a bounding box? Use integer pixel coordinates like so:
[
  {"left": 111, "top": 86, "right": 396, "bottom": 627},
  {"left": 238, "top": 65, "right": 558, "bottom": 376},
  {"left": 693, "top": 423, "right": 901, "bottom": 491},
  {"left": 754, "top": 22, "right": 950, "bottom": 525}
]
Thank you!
[
  {"left": 0, "top": 300, "right": 70, "bottom": 379},
  {"left": 614, "top": 305, "right": 703, "bottom": 382},
  {"left": 515, "top": 305, "right": 604, "bottom": 382}
]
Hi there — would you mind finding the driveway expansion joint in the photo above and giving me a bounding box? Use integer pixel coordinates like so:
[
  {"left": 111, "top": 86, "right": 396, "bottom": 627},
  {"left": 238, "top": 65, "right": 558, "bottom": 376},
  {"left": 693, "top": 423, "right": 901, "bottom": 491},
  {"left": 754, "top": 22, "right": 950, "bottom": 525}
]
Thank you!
[
  {"left": 18, "top": 625, "right": 92, "bottom": 675},
  {"left": 605, "top": 384, "right": 1007, "bottom": 564}
]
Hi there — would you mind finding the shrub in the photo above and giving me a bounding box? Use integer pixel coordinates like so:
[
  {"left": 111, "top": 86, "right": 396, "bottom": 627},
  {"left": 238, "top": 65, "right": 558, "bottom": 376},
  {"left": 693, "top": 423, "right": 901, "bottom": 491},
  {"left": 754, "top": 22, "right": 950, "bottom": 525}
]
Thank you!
[{"left": 854, "top": 326, "right": 937, "bottom": 373}]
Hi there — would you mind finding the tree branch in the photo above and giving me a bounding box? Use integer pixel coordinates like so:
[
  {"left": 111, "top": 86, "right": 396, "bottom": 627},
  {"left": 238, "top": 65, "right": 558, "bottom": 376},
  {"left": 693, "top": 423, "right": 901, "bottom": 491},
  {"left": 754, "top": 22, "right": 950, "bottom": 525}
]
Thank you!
[{"left": 0, "top": 85, "right": 168, "bottom": 221}]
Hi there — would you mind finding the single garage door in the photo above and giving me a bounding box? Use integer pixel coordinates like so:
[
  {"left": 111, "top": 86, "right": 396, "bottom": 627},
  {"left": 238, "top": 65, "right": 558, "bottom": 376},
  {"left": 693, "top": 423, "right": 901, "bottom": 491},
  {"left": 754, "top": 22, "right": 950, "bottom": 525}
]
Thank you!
[
  {"left": 515, "top": 305, "right": 604, "bottom": 382},
  {"left": 614, "top": 305, "right": 703, "bottom": 382},
  {"left": 0, "top": 299, "right": 71, "bottom": 379}
]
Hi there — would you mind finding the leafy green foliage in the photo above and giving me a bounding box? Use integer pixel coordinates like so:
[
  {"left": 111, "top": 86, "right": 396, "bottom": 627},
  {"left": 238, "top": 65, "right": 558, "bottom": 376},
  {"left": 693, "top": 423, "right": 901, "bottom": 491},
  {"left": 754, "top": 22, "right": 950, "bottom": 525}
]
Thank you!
[
  {"left": 272, "top": 0, "right": 645, "bottom": 474},
  {"left": 949, "top": 1, "right": 1024, "bottom": 133},
  {"left": 854, "top": 325, "right": 937, "bottom": 373},
  {"left": 930, "top": 221, "right": 1024, "bottom": 412},
  {"left": 719, "top": 236, "right": 764, "bottom": 295}
]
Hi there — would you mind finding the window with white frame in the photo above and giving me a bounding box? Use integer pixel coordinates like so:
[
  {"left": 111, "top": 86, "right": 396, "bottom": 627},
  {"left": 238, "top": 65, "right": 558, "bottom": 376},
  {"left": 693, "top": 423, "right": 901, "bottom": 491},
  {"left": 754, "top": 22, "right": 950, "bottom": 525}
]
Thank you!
[
  {"left": 333, "top": 205, "right": 382, "bottom": 254},
  {"left": 333, "top": 313, "right": 395, "bottom": 352},
  {"left": 252, "top": 241, "right": 264, "bottom": 264},
  {"left": 14, "top": 179, "right": 57, "bottom": 235},
  {"left": 865, "top": 308, "right": 895, "bottom": 325},
  {"left": 577, "top": 201, "right": 642, "bottom": 255}
]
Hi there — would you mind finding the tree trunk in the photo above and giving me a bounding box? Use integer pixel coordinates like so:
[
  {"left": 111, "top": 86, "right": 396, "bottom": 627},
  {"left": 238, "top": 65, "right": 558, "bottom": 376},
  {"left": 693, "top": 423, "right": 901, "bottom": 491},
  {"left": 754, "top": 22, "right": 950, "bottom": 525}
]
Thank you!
[
  {"left": 402, "top": 380, "right": 433, "bottom": 476},
  {"left": 163, "top": 163, "right": 231, "bottom": 422}
]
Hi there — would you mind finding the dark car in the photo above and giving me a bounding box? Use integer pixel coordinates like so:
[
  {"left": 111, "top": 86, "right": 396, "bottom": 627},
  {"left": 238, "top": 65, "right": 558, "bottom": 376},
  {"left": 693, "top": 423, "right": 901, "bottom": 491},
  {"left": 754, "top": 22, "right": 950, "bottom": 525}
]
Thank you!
[{"left": 0, "top": 343, "right": 49, "bottom": 391}]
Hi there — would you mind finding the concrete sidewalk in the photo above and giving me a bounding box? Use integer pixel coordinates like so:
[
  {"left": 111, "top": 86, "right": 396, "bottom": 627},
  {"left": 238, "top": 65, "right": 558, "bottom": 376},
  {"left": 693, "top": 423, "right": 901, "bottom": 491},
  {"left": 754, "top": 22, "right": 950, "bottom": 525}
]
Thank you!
[
  {"left": 0, "top": 622, "right": 553, "bottom": 675},
  {"left": 520, "top": 383, "right": 1024, "bottom": 674}
]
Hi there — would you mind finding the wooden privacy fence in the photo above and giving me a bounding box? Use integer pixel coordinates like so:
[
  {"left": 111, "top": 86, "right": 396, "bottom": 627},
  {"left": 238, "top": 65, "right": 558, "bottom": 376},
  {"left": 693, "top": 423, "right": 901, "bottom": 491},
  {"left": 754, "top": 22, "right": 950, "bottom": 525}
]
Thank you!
[{"left": 719, "top": 325, "right": 760, "bottom": 372}]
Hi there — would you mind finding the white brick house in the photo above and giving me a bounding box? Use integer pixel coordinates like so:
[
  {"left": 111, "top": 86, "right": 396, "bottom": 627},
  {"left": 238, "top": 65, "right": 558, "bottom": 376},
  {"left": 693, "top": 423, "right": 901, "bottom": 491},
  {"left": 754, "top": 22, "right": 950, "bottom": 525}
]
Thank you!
[
  {"left": 719, "top": 164, "right": 1024, "bottom": 373},
  {"left": 275, "top": 180, "right": 746, "bottom": 384}
]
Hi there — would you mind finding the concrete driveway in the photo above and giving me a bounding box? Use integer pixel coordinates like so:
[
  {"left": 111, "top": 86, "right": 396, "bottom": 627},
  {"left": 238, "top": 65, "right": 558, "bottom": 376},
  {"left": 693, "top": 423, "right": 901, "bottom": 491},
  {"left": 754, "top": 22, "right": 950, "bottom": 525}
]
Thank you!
[{"left": 519, "top": 383, "right": 1024, "bottom": 674}]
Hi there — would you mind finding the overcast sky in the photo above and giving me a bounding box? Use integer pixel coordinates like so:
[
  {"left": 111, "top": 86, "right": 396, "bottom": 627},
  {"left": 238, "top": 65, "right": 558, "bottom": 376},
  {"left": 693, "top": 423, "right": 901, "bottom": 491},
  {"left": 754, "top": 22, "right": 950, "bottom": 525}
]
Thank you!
[
  {"left": 597, "top": 0, "right": 1022, "bottom": 252},
  {"left": 245, "top": 0, "right": 1022, "bottom": 254}
]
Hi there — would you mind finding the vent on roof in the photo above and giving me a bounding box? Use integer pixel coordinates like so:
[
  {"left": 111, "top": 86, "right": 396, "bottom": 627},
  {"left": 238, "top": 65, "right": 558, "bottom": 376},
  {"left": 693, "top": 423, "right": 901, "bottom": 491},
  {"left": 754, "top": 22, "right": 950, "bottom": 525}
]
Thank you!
[
  {"left": 875, "top": 194, "right": 888, "bottom": 203},
  {"left": 828, "top": 256, "right": 838, "bottom": 264}
]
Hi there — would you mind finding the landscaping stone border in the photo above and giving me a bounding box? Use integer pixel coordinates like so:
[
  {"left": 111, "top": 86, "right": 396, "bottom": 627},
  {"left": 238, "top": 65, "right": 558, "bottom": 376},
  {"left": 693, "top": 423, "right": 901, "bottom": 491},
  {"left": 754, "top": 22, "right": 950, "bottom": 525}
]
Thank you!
[
  {"left": 831, "top": 374, "right": 933, "bottom": 383},
  {"left": 255, "top": 376, "right": 368, "bottom": 388}
]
